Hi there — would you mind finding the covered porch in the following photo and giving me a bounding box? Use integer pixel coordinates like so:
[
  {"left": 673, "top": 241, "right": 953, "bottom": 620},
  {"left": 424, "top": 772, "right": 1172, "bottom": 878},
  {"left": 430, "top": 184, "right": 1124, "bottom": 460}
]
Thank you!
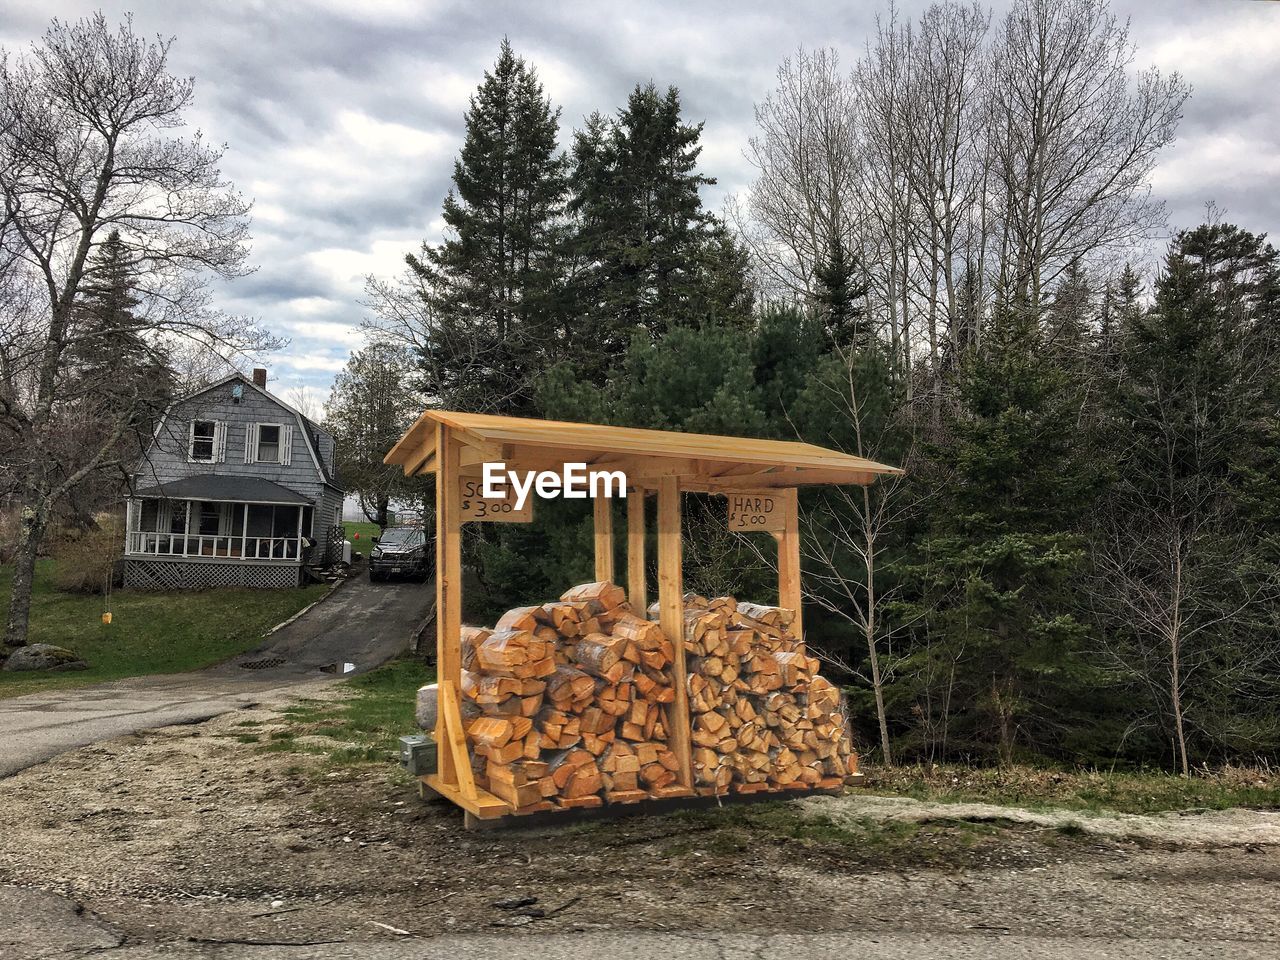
[{"left": 125, "top": 476, "right": 313, "bottom": 564}]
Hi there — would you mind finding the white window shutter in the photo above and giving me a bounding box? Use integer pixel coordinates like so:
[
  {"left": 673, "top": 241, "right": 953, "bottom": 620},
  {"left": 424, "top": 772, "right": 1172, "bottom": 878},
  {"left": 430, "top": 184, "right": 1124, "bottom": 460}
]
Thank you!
[
  {"left": 282, "top": 424, "right": 294, "bottom": 465},
  {"left": 216, "top": 422, "right": 227, "bottom": 462},
  {"left": 244, "top": 424, "right": 256, "bottom": 464},
  {"left": 187, "top": 420, "right": 196, "bottom": 461}
]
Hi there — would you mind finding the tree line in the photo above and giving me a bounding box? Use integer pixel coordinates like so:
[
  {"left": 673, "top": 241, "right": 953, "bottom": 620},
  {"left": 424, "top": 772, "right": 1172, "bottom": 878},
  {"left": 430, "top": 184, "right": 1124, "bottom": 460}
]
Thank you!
[{"left": 343, "top": 0, "right": 1280, "bottom": 773}]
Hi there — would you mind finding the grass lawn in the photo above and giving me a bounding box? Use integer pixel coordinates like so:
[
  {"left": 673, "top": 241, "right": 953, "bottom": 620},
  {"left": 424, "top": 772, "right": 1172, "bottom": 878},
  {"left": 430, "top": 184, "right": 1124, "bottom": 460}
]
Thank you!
[
  {"left": 344, "top": 521, "right": 380, "bottom": 556},
  {"left": 0, "top": 559, "right": 330, "bottom": 699},
  {"left": 241, "top": 659, "right": 434, "bottom": 770}
]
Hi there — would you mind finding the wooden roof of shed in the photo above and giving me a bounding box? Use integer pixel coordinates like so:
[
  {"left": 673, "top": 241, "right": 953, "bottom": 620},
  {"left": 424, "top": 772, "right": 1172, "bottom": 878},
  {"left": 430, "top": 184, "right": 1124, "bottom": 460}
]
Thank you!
[{"left": 384, "top": 409, "right": 902, "bottom": 489}]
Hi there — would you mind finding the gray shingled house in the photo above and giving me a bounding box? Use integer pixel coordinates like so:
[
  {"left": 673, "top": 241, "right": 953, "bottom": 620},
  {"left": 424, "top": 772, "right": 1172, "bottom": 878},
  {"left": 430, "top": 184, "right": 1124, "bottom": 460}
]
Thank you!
[{"left": 123, "top": 368, "right": 345, "bottom": 590}]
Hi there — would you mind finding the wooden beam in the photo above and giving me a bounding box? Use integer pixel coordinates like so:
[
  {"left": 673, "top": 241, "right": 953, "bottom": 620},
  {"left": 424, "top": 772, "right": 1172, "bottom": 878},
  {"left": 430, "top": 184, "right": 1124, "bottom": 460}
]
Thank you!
[
  {"left": 421, "top": 775, "right": 509, "bottom": 820},
  {"left": 712, "top": 461, "right": 776, "bottom": 478},
  {"left": 775, "top": 487, "right": 802, "bottom": 638},
  {"left": 458, "top": 440, "right": 505, "bottom": 467},
  {"left": 657, "top": 476, "right": 693, "bottom": 789},
  {"left": 456, "top": 452, "right": 708, "bottom": 480},
  {"left": 593, "top": 496, "right": 614, "bottom": 582},
  {"left": 435, "top": 422, "right": 464, "bottom": 787},
  {"left": 437, "top": 678, "right": 478, "bottom": 803},
  {"left": 627, "top": 490, "right": 646, "bottom": 611},
  {"left": 695, "top": 468, "right": 878, "bottom": 491},
  {"left": 398, "top": 432, "right": 436, "bottom": 477}
]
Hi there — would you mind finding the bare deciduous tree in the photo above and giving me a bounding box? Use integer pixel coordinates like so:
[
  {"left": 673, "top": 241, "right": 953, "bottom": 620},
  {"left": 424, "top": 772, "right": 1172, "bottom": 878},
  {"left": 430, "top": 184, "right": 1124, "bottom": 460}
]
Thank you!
[
  {"left": 0, "top": 14, "right": 270, "bottom": 649},
  {"left": 796, "top": 347, "right": 926, "bottom": 765},
  {"left": 988, "top": 0, "right": 1189, "bottom": 311},
  {"left": 734, "top": 47, "right": 861, "bottom": 306}
]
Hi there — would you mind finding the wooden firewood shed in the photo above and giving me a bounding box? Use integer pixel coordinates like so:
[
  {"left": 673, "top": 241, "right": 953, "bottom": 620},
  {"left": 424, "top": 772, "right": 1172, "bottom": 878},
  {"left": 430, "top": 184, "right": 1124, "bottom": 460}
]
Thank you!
[{"left": 384, "top": 410, "right": 902, "bottom": 826}]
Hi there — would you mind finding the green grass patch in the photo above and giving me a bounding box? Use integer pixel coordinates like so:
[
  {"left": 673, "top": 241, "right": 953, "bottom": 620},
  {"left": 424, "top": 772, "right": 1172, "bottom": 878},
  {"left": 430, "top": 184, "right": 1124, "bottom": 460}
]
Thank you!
[
  {"left": 0, "top": 559, "right": 329, "bottom": 698},
  {"left": 344, "top": 521, "right": 380, "bottom": 556},
  {"left": 268, "top": 659, "right": 435, "bottom": 769},
  {"left": 865, "top": 762, "right": 1280, "bottom": 815}
]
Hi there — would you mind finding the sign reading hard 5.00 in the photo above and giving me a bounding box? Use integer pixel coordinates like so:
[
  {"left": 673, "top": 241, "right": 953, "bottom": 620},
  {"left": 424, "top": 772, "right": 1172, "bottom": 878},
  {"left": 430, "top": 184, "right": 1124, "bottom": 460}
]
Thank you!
[
  {"left": 459, "top": 477, "right": 533, "bottom": 523},
  {"left": 727, "top": 493, "right": 784, "bottom": 532}
]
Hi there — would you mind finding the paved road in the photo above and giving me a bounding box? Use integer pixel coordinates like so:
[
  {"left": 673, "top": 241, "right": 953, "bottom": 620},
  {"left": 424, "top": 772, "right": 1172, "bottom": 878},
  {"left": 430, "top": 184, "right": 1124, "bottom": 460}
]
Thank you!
[
  {"left": 0, "top": 575, "right": 431, "bottom": 778},
  {"left": 3, "top": 886, "right": 1276, "bottom": 960}
]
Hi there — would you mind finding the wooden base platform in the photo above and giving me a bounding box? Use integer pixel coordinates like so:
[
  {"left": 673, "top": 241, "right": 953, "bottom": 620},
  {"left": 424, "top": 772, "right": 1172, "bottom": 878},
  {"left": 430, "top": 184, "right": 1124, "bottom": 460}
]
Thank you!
[{"left": 420, "top": 775, "right": 848, "bottom": 831}]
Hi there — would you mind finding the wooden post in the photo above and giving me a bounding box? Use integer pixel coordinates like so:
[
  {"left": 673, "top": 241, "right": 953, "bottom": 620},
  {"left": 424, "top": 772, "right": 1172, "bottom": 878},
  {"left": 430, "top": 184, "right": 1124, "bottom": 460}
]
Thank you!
[
  {"left": 626, "top": 489, "right": 646, "bottom": 611},
  {"left": 593, "top": 496, "right": 614, "bottom": 583},
  {"left": 124, "top": 498, "right": 134, "bottom": 554},
  {"left": 435, "top": 423, "right": 464, "bottom": 787},
  {"left": 657, "top": 476, "right": 693, "bottom": 789},
  {"left": 776, "top": 487, "right": 802, "bottom": 638}
]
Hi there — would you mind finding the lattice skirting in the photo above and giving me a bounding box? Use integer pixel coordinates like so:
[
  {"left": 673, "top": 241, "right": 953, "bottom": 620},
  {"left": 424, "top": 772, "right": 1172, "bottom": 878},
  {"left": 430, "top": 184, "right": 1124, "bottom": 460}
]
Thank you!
[
  {"left": 124, "top": 558, "right": 302, "bottom": 591},
  {"left": 325, "top": 523, "right": 345, "bottom": 565}
]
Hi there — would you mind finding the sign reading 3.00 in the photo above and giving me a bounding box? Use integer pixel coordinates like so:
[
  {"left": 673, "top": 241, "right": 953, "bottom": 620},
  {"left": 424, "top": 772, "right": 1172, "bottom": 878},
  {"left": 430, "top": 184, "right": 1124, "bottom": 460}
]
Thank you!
[
  {"left": 459, "top": 477, "right": 533, "bottom": 523},
  {"left": 726, "top": 493, "right": 784, "bottom": 532}
]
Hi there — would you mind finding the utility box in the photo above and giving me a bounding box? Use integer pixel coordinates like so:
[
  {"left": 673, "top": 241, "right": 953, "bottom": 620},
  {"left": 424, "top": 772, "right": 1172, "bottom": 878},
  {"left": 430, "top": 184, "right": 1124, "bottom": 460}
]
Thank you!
[{"left": 399, "top": 734, "right": 437, "bottom": 777}]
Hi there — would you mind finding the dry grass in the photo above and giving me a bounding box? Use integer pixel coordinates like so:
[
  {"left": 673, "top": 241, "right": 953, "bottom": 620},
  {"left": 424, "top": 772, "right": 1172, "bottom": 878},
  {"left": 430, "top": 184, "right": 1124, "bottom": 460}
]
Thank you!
[{"left": 862, "top": 761, "right": 1280, "bottom": 814}]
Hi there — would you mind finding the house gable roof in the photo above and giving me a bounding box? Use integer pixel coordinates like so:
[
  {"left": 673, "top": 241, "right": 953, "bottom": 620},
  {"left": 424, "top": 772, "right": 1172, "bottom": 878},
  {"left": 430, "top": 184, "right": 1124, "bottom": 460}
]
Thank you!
[{"left": 142, "top": 372, "right": 340, "bottom": 489}]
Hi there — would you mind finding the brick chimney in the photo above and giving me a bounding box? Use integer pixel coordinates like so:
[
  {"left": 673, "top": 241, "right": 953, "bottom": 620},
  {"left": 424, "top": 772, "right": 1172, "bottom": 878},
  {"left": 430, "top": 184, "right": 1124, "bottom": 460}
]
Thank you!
[{"left": 252, "top": 367, "right": 267, "bottom": 388}]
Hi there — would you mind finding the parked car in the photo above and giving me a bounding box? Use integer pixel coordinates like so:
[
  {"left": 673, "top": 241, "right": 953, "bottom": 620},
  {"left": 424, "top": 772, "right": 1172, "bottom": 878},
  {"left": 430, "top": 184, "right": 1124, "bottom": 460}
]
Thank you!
[{"left": 368, "top": 526, "right": 430, "bottom": 582}]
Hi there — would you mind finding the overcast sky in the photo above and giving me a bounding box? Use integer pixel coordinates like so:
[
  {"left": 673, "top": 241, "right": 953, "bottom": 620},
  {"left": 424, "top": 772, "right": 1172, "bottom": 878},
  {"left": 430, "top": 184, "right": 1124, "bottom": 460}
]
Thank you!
[{"left": 2, "top": 0, "right": 1278, "bottom": 401}]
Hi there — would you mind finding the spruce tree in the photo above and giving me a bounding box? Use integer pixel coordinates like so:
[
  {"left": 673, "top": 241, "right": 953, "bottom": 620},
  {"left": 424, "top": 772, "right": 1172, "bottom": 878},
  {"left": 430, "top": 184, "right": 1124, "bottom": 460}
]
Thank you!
[
  {"left": 410, "top": 39, "right": 566, "bottom": 414},
  {"left": 894, "top": 308, "right": 1100, "bottom": 763},
  {"left": 565, "top": 83, "right": 751, "bottom": 381},
  {"left": 1096, "top": 224, "right": 1280, "bottom": 770},
  {"left": 813, "top": 235, "right": 869, "bottom": 349},
  {"left": 74, "top": 230, "right": 171, "bottom": 426}
]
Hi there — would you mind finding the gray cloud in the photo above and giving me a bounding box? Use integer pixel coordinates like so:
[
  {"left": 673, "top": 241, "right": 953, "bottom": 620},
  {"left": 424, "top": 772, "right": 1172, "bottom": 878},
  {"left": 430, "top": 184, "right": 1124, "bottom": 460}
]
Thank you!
[{"left": 1, "top": 0, "right": 1276, "bottom": 396}]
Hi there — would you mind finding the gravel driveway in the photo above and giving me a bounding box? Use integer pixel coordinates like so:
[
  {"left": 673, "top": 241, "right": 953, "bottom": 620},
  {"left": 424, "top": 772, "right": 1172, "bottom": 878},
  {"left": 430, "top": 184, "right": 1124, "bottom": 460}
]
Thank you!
[{"left": 0, "top": 575, "right": 431, "bottom": 777}]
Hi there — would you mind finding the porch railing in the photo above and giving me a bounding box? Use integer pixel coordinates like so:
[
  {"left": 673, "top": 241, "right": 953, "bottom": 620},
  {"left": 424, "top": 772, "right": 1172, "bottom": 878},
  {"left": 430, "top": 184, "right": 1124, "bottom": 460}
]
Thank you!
[{"left": 126, "top": 531, "right": 304, "bottom": 561}]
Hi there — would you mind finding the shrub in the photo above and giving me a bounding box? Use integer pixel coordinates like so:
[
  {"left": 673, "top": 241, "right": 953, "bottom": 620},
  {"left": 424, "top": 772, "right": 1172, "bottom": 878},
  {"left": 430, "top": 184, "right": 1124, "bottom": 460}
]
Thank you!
[
  {"left": 51, "top": 514, "right": 125, "bottom": 594},
  {"left": 0, "top": 508, "right": 19, "bottom": 564}
]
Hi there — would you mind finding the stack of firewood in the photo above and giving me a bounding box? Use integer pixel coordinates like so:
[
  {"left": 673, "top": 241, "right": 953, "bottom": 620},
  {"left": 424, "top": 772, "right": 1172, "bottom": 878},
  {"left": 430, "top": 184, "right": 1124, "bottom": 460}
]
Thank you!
[
  {"left": 420, "top": 581, "right": 855, "bottom": 814},
  {"left": 457, "top": 581, "right": 682, "bottom": 813},
  {"left": 665, "top": 593, "right": 854, "bottom": 794}
]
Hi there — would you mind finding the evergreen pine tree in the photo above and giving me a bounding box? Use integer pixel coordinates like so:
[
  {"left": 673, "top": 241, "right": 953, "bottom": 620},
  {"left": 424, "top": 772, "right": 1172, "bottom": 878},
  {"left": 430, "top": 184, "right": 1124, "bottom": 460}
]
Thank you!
[
  {"left": 565, "top": 83, "right": 751, "bottom": 382},
  {"left": 813, "top": 235, "right": 869, "bottom": 349},
  {"left": 894, "top": 307, "right": 1100, "bottom": 763},
  {"left": 1096, "top": 224, "right": 1280, "bottom": 770},
  {"left": 74, "top": 230, "right": 171, "bottom": 426},
  {"left": 409, "top": 39, "right": 567, "bottom": 414}
]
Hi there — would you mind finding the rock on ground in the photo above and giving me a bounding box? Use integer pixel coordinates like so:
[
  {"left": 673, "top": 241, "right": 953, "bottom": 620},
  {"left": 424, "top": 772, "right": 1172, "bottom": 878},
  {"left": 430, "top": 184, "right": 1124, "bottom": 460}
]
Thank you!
[{"left": 2, "top": 643, "right": 89, "bottom": 672}]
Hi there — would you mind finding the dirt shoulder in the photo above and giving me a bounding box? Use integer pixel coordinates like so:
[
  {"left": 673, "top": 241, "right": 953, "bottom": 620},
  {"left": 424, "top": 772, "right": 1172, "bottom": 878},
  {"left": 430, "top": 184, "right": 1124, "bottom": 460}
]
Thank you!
[{"left": 1, "top": 693, "right": 1279, "bottom": 952}]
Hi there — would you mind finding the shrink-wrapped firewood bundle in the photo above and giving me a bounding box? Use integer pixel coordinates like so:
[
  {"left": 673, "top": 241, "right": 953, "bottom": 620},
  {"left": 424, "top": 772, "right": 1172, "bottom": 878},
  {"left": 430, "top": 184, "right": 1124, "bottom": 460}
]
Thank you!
[
  {"left": 657, "top": 592, "right": 854, "bottom": 794},
  {"left": 449, "top": 581, "right": 681, "bottom": 813}
]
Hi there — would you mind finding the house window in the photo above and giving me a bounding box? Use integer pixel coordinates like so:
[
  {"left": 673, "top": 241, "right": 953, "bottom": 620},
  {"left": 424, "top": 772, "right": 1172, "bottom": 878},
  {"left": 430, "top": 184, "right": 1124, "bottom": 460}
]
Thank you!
[
  {"left": 198, "top": 503, "right": 220, "bottom": 536},
  {"left": 257, "top": 424, "right": 282, "bottom": 463},
  {"left": 190, "top": 420, "right": 216, "bottom": 462}
]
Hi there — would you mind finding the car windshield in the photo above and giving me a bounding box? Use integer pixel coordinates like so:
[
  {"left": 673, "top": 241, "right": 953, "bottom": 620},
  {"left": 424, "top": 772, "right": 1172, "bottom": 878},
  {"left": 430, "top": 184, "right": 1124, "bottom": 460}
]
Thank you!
[{"left": 379, "top": 528, "right": 424, "bottom": 549}]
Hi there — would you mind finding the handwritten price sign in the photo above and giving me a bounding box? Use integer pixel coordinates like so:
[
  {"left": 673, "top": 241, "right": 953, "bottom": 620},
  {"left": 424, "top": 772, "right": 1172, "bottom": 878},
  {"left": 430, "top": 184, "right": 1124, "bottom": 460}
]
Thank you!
[
  {"left": 459, "top": 477, "right": 533, "bottom": 523},
  {"left": 726, "top": 493, "right": 784, "bottom": 532}
]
